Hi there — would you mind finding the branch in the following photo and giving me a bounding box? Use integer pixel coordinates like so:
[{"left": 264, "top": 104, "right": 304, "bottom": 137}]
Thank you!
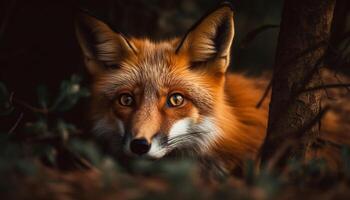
[
  {"left": 24, "top": 131, "right": 83, "bottom": 145},
  {"left": 8, "top": 112, "right": 23, "bottom": 135},
  {"left": 294, "top": 106, "right": 330, "bottom": 138},
  {"left": 12, "top": 97, "right": 49, "bottom": 115},
  {"left": 303, "top": 83, "right": 350, "bottom": 93},
  {"left": 256, "top": 78, "right": 272, "bottom": 108},
  {"left": 315, "top": 69, "right": 331, "bottom": 99},
  {"left": 239, "top": 24, "right": 279, "bottom": 49},
  {"left": 334, "top": 72, "right": 350, "bottom": 92}
]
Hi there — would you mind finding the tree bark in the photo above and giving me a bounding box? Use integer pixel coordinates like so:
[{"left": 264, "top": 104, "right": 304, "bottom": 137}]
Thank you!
[{"left": 260, "top": 0, "right": 336, "bottom": 168}]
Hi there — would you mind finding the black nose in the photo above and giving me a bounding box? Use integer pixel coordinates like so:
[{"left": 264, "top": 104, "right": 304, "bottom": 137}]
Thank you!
[{"left": 130, "top": 138, "right": 151, "bottom": 155}]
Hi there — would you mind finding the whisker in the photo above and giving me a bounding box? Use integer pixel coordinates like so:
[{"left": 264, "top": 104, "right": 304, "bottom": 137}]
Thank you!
[{"left": 162, "top": 131, "right": 211, "bottom": 158}]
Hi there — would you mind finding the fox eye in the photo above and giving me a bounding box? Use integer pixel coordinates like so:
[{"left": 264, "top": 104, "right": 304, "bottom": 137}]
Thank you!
[
  {"left": 119, "top": 93, "right": 134, "bottom": 106},
  {"left": 168, "top": 93, "right": 184, "bottom": 107}
]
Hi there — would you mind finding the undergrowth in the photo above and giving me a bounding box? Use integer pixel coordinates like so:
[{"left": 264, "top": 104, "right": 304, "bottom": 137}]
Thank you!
[{"left": 0, "top": 76, "right": 350, "bottom": 200}]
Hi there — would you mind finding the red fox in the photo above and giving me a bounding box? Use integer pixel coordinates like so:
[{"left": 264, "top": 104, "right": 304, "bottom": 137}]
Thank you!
[{"left": 75, "top": 4, "right": 350, "bottom": 174}]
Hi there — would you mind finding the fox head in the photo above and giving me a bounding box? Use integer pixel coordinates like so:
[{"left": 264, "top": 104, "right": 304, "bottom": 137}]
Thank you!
[{"left": 75, "top": 4, "right": 235, "bottom": 159}]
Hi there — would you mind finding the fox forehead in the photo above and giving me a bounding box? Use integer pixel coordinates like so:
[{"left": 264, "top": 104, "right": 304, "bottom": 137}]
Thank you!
[
  {"left": 93, "top": 39, "right": 218, "bottom": 112},
  {"left": 113, "top": 39, "right": 189, "bottom": 91}
]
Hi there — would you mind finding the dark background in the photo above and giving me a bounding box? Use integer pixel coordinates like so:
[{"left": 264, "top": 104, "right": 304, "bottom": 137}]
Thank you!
[{"left": 0, "top": 0, "right": 282, "bottom": 97}]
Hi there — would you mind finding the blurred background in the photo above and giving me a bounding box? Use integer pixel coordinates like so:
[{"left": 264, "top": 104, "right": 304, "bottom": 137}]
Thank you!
[{"left": 0, "top": 0, "right": 281, "bottom": 101}]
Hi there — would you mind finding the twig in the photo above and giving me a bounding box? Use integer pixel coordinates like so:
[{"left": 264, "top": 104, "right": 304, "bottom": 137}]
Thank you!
[
  {"left": 317, "top": 69, "right": 331, "bottom": 99},
  {"left": 12, "top": 98, "right": 48, "bottom": 114},
  {"left": 9, "top": 92, "right": 14, "bottom": 103},
  {"left": 295, "top": 106, "right": 329, "bottom": 138},
  {"left": 239, "top": 24, "right": 279, "bottom": 49},
  {"left": 256, "top": 78, "right": 272, "bottom": 108},
  {"left": 313, "top": 138, "right": 343, "bottom": 150},
  {"left": 24, "top": 131, "right": 83, "bottom": 145},
  {"left": 334, "top": 73, "right": 350, "bottom": 93},
  {"left": 8, "top": 112, "right": 23, "bottom": 134},
  {"left": 62, "top": 147, "right": 96, "bottom": 171},
  {"left": 265, "top": 140, "right": 296, "bottom": 172},
  {"left": 303, "top": 83, "right": 350, "bottom": 93},
  {"left": 292, "top": 54, "right": 326, "bottom": 98}
]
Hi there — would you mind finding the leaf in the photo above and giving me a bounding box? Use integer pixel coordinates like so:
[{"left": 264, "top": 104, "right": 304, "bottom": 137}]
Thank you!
[
  {"left": 49, "top": 75, "right": 90, "bottom": 112},
  {"left": 24, "top": 118, "right": 49, "bottom": 137},
  {"left": 55, "top": 119, "right": 78, "bottom": 143},
  {"left": 68, "top": 139, "right": 102, "bottom": 166},
  {"left": 0, "top": 134, "right": 37, "bottom": 176}
]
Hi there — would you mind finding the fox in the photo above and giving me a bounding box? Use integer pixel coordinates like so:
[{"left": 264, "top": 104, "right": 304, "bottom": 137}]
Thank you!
[{"left": 75, "top": 3, "right": 350, "bottom": 175}]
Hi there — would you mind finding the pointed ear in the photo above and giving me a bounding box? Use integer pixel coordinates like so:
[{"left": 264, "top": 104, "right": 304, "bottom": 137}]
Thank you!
[
  {"left": 176, "top": 4, "right": 234, "bottom": 74},
  {"left": 75, "top": 13, "right": 137, "bottom": 75}
]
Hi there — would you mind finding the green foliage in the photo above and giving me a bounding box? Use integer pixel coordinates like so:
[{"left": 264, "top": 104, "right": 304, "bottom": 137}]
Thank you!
[
  {"left": 0, "top": 74, "right": 90, "bottom": 178},
  {"left": 0, "top": 134, "right": 37, "bottom": 176},
  {"left": 69, "top": 139, "right": 102, "bottom": 166},
  {"left": 42, "top": 75, "right": 90, "bottom": 113},
  {"left": 25, "top": 118, "right": 49, "bottom": 136}
]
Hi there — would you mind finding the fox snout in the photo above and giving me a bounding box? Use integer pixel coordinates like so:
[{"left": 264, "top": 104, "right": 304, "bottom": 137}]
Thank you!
[
  {"left": 125, "top": 133, "right": 168, "bottom": 157},
  {"left": 129, "top": 138, "right": 151, "bottom": 155},
  {"left": 122, "top": 116, "right": 217, "bottom": 159},
  {"left": 122, "top": 102, "right": 166, "bottom": 157}
]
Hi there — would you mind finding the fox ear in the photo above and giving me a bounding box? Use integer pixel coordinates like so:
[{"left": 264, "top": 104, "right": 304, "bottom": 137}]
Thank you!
[
  {"left": 176, "top": 4, "right": 234, "bottom": 74},
  {"left": 75, "top": 13, "right": 137, "bottom": 75}
]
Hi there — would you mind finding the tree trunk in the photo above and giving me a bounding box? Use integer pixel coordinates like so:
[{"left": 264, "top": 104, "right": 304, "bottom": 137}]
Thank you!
[{"left": 260, "top": 0, "right": 336, "bottom": 168}]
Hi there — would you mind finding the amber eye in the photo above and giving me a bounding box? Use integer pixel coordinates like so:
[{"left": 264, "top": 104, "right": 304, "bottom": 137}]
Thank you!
[
  {"left": 168, "top": 93, "right": 184, "bottom": 107},
  {"left": 119, "top": 93, "right": 134, "bottom": 106}
]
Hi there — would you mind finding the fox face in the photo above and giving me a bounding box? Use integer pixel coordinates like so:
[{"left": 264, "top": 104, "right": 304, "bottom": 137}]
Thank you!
[{"left": 76, "top": 5, "right": 235, "bottom": 159}]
